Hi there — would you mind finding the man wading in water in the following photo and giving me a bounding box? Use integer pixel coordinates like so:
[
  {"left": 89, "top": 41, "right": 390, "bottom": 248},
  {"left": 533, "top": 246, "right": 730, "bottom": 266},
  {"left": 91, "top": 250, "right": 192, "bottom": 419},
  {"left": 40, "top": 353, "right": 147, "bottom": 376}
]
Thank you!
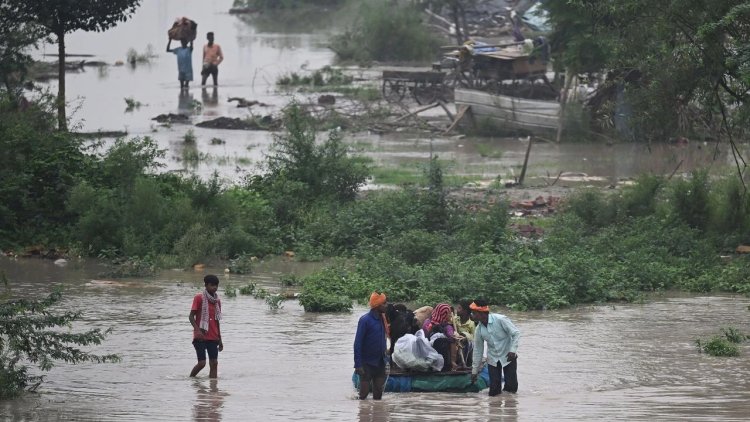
[
  {"left": 189, "top": 275, "right": 223, "bottom": 378},
  {"left": 353, "top": 292, "right": 389, "bottom": 400},
  {"left": 201, "top": 32, "right": 223, "bottom": 86},
  {"left": 470, "top": 299, "right": 521, "bottom": 396}
]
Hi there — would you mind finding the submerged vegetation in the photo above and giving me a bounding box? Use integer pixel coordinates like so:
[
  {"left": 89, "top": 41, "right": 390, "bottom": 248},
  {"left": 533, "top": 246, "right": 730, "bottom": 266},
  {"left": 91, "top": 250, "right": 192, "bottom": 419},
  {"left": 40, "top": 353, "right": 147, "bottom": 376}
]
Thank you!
[{"left": 696, "top": 327, "right": 748, "bottom": 357}]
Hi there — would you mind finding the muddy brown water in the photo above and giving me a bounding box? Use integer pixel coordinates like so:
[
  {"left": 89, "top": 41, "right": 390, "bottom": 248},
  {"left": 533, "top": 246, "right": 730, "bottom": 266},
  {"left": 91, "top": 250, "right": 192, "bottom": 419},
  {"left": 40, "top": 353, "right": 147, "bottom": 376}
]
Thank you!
[
  {"left": 9, "top": 1, "right": 750, "bottom": 419},
  {"left": 2, "top": 256, "right": 750, "bottom": 421}
]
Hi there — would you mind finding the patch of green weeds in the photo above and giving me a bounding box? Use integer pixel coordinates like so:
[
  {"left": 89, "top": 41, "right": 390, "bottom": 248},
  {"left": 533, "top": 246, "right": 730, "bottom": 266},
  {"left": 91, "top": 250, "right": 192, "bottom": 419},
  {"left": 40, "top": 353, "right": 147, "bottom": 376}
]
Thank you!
[
  {"left": 721, "top": 327, "right": 747, "bottom": 344},
  {"left": 265, "top": 294, "right": 284, "bottom": 310},
  {"left": 98, "top": 257, "right": 156, "bottom": 278},
  {"left": 210, "top": 137, "right": 225, "bottom": 145},
  {"left": 224, "top": 283, "right": 238, "bottom": 298},
  {"left": 183, "top": 129, "right": 197, "bottom": 144},
  {"left": 695, "top": 337, "right": 740, "bottom": 357},
  {"left": 124, "top": 97, "right": 142, "bottom": 112},
  {"left": 228, "top": 254, "right": 254, "bottom": 274},
  {"left": 126, "top": 45, "right": 156, "bottom": 65},
  {"left": 476, "top": 143, "right": 503, "bottom": 158},
  {"left": 277, "top": 66, "right": 353, "bottom": 87},
  {"left": 280, "top": 274, "right": 301, "bottom": 286},
  {"left": 238, "top": 283, "right": 257, "bottom": 296}
]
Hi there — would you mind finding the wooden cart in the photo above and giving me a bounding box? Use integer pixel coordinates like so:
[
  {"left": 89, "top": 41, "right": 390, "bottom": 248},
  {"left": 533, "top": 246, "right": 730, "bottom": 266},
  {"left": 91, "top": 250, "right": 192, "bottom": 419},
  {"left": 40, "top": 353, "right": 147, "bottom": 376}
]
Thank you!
[
  {"left": 381, "top": 68, "right": 448, "bottom": 105},
  {"left": 446, "top": 45, "right": 555, "bottom": 97}
]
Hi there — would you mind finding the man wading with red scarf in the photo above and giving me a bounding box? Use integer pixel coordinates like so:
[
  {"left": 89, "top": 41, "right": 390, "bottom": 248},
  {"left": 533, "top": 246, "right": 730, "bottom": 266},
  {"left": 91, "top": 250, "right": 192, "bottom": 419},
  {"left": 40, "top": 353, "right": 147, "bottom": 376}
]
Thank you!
[{"left": 189, "top": 275, "right": 223, "bottom": 378}]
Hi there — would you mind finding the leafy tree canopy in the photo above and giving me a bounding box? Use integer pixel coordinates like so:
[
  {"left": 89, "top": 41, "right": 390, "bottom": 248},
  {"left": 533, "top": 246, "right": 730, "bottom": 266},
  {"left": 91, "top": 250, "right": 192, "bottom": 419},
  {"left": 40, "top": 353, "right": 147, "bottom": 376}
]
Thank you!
[{"left": 545, "top": 1, "right": 750, "bottom": 141}]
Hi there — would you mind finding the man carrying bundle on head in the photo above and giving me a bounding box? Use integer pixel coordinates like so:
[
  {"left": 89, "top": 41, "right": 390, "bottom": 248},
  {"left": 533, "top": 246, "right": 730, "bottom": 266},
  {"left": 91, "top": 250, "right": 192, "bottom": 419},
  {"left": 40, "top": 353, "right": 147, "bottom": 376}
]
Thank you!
[
  {"left": 470, "top": 299, "right": 520, "bottom": 396},
  {"left": 353, "top": 292, "right": 389, "bottom": 400}
]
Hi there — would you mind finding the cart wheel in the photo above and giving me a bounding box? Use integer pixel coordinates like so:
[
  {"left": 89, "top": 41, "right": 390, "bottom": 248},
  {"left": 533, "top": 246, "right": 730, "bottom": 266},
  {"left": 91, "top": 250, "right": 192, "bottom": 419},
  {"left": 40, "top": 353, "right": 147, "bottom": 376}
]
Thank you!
[
  {"left": 413, "top": 82, "right": 439, "bottom": 105},
  {"left": 382, "top": 79, "right": 406, "bottom": 103}
]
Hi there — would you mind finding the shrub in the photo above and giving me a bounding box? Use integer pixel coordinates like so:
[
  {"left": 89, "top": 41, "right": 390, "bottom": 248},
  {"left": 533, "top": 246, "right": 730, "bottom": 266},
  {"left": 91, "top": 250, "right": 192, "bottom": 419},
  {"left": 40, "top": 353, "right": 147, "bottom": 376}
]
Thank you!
[
  {"left": 173, "top": 223, "right": 220, "bottom": 267},
  {"left": 695, "top": 337, "right": 740, "bottom": 357},
  {"left": 0, "top": 98, "right": 92, "bottom": 247},
  {"left": 249, "top": 104, "right": 369, "bottom": 228},
  {"left": 265, "top": 294, "right": 284, "bottom": 310},
  {"left": 330, "top": 1, "right": 441, "bottom": 63},
  {"left": 385, "top": 229, "right": 443, "bottom": 265},
  {"left": 298, "top": 264, "right": 365, "bottom": 312},
  {"left": 228, "top": 254, "right": 254, "bottom": 274},
  {"left": 668, "top": 170, "right": 711, "bottom": 230}
]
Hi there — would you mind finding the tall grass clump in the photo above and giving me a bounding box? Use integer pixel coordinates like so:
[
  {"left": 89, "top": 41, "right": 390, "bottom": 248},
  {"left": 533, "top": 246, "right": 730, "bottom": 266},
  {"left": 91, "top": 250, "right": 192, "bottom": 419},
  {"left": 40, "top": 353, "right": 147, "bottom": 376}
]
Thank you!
[{"left": 330, "top": 1, "right": 441, "bottom": 63}]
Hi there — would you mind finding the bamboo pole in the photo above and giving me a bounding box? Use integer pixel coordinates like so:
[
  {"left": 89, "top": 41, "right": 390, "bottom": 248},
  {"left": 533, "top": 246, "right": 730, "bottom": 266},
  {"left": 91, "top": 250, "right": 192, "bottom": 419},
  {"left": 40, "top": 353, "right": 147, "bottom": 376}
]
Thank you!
[
  {"left": 518, "top": 136, "right": 534, "bottom": 185},
  {"left": 556, "top": 70, "right": 574, "bottom": 143}
]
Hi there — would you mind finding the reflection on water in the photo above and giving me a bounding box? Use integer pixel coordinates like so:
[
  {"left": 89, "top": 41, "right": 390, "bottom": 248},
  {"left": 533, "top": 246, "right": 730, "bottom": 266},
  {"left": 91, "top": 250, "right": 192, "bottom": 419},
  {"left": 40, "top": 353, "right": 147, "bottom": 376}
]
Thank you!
[
  {"left": 2, "top": 256, "right": 750, "bottom": 421},
  {"left": 193, "top": 379, "right": 227, "bottom": 422},
  {"left": 202, "top": 87, "right": 220, "bottom": 108},
  {"left": 179, "top": 89, "right": 196, "bottom": 114}
]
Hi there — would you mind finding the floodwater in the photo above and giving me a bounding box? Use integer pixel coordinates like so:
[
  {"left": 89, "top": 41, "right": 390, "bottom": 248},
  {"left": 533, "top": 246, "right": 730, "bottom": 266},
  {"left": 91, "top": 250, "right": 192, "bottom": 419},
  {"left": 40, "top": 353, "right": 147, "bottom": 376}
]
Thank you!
[
  {"left": 34, "top": 0, "right": 746, "bottom": 186},
  {"left": 9, "top": 2, "right": 750, "bottom": 419},
  {"left": 2, "top": 256, "right": 750, "bottom": 421}
]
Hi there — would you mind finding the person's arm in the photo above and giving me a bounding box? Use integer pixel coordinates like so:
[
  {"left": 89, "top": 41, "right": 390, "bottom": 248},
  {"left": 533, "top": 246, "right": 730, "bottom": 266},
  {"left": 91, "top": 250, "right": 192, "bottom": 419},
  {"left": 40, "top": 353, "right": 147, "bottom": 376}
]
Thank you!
[
  {"left": 353, "top": 317, "right": 367, "bottom": 372},
  {"left": 166, "top": 38, "right": 173, "bottom": 53},
  {"left": 216, "top": 45, "right": 223, "bottom": 65},
  {"left": 189, "top": 310, "right": 204, "bottom": 339},
  {"left": 202, "top": 45, "right": 206, "bottom": 63},
  {"left": 501, "top": 317, "right": 521, "bottom": 359},
  {"left": 217, "top": 321, "right": 223, "bottom": 351},
  {"left": 189, "top": 40, "right": 194, "bottom": 52},
  {"left": 471, "top": 326, "right": 484, "bottom": 377}
]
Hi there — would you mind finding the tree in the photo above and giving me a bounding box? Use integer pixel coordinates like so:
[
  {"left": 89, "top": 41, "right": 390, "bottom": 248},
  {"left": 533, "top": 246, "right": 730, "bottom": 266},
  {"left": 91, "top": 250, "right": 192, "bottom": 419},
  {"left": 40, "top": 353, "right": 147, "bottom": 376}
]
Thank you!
[
  {"left": 544, "top": 0, "right": 750, "bottom": 148},
  {"left": 0, "top": 3, "right": 45, "bottom": 104},
  {"left": 0, "top": 281, "right": 119, "bottom": 398},
  {"left": 14, "top": 0, "right": 142, "bottom": 130}
]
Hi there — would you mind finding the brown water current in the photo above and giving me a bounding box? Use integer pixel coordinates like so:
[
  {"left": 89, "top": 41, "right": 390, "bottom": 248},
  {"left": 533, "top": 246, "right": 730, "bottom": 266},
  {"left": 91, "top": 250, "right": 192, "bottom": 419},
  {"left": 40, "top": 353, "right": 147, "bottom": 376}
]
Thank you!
[{"left": 2, "top": 256, "right": 750, "bottom": 421}]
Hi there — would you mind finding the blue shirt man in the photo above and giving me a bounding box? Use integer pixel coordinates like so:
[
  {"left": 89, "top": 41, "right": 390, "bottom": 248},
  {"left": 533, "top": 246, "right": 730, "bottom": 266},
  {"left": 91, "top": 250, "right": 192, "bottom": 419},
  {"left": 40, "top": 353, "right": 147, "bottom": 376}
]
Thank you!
[{"left": 353, "top": 292, "right": 388, "bottom": 400}]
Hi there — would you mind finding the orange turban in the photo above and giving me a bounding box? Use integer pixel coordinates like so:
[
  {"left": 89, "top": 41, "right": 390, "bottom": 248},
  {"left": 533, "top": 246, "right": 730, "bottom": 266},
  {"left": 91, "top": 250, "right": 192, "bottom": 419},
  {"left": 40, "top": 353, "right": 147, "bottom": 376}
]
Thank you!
[
  {"left": 369, "top": 292, "right": 386, "bottom": 308},
  {"left": 470, "top": 302, "right": 490, "bottom": 312}
]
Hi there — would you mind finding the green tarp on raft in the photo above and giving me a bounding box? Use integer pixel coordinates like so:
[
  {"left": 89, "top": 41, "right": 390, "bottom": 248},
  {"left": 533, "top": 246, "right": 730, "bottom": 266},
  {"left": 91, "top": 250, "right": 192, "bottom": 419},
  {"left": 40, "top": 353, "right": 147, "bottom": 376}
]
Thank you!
[{"left": 352, "top": 366, "right": 490, "bottom": 393}]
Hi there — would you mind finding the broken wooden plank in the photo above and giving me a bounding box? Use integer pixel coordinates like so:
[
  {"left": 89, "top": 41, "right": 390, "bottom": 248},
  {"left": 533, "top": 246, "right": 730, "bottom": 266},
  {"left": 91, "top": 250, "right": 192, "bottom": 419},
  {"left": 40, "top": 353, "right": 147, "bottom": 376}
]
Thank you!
[
  {"left": 394, "top": 102, "right": 441, "bottom": 123},
  {"left": 444, "top": 104, "right": 470, "bottom": 135}
]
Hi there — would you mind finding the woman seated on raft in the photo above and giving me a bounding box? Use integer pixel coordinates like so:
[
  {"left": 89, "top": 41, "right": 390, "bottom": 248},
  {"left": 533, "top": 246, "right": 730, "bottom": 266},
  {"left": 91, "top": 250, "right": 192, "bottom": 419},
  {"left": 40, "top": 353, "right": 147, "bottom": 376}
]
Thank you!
[{"left": 422, "top": 303, "right": 460, "bottom": 372}]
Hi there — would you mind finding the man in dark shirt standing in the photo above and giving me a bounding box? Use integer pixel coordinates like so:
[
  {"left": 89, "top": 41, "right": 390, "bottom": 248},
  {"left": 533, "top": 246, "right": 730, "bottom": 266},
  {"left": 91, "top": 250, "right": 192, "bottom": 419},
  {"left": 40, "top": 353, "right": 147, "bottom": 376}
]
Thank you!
[{"left": 353, "top": 291, "right": 388, "bottom": 400}]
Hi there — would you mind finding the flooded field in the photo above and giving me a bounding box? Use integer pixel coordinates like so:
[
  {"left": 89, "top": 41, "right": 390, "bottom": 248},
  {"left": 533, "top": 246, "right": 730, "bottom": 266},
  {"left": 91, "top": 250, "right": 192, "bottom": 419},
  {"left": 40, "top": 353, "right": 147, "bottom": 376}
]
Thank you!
[
  {"left": 35, "top": 0, "right": 746, "bottom": 185},
  {"left": 2, "top": 256, "right": 750, "bottom": 421}
]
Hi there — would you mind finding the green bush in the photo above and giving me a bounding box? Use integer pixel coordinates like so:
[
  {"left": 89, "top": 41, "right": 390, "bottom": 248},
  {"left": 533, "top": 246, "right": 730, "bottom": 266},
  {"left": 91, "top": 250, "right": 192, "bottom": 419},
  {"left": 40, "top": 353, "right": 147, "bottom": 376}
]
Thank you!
[
  {"left": 298, "top": 264, "right": 367, "bottom": 312},
  {"left": 249, "top": 104, "right": 370, "bottom": 232},
  {"left": 386, "top": 229, "right": 443, "bottom": 265},
  {"left": 0, "top": 98, "right": 92, "bottom": 247},
  {"left": 330, "top": 0, "right": 441, "bottom": 63},
  {"left": 228, "top": 254, "right": 254, "bottom": 274},
  {"left": 696, "top": 337, "right": 740, "bottom": 357},
  {"left": 668, "top": 170, "right": 711, "bottom": 230}
]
